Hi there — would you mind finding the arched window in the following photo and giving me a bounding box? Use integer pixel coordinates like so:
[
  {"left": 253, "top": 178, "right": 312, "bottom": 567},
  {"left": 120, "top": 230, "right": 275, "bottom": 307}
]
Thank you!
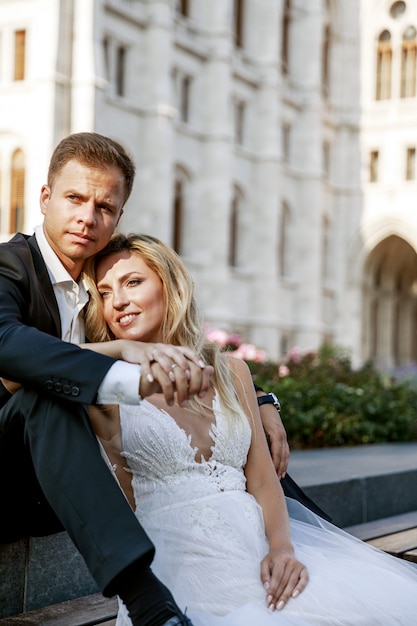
[
  {"left": 281, "top": 0, "right": 290, "bottom": 75},
  {"left": 376, "top": 30, "right": 392, "bottom": 100},
  {"left": 279, "top": 202, "right": 291, "bottom": 277},
  {"left": 401, "top": 26, "right": 417, "bottom": 98},
  {"left": 9, "top": 149, "right": 25, "bottom": 233}
]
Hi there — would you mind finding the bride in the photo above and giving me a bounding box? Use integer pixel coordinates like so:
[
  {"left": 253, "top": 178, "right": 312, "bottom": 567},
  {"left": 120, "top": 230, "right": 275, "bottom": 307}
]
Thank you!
[{"left": 84, "top": 233, "right": 417, "bottom": 626}]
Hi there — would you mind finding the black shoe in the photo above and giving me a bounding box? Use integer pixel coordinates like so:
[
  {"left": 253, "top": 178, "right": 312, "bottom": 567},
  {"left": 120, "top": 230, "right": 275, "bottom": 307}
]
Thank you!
[{"left": 162, "top": 603, "right": 194, "bottom": 626}]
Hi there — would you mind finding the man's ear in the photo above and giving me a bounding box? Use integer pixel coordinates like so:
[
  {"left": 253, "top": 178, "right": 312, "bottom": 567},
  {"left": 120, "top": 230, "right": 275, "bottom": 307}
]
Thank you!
[{"left": 40, "top": 184, "right": 51, "bottom": 216}]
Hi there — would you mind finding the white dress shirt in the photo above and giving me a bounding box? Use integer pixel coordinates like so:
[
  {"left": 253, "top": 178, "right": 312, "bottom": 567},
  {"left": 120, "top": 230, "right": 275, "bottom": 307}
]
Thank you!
[{"left": 34, "top": 225, "right": 141, "bottom": 405}]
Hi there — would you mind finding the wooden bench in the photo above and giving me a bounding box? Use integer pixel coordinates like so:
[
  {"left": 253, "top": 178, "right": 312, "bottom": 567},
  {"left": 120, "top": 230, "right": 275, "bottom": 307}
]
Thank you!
[
  {"left": 0, "top": 592, "right": 117, "bottom": 626},
  {"left": 345, "top": 509, "right": 417, "bottom": 563}
]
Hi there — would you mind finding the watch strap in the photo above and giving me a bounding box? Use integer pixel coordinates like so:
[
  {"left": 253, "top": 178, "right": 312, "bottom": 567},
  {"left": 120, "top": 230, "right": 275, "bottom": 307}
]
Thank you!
[{"left": 257, "top": 393, "right": 281, "bottom": 412}]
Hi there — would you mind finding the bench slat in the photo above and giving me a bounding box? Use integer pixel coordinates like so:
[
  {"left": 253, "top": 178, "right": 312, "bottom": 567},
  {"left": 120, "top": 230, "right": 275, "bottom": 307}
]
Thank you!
[
  {"left": 403, "top": 549, "right": 417, "bottom": 563},
  {"left": 0, "top": 593, "right": 117, "bottom": 626},
  {"left": 345, "top": 510, "right": 417, "bottom": 541},
  {"left": 366, "top": 527, "right": 417, "bottom": 557}
]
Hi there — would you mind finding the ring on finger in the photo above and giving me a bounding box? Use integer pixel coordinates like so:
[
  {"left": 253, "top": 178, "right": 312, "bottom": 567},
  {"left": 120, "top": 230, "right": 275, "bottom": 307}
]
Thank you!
[
  {"left": 171, "top": 363, "right": 179, "bottom": 370},
  {"left": 151, "top": 349, "right": 158, "bottom": 360}
]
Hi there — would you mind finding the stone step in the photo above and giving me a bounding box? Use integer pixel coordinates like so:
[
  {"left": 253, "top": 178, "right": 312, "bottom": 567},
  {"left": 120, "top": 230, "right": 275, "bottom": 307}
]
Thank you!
[{"left": 287, "top": 442, "right": 417, "bottom": 528}]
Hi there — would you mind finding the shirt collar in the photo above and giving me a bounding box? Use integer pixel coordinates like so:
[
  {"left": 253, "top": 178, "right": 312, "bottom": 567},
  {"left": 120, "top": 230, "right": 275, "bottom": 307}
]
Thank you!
[{"left": 34, "top": 224, "right": 89, "bottom": 292}]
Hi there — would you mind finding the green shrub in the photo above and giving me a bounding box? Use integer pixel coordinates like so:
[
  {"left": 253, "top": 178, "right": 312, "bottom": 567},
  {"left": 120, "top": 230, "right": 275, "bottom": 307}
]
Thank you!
[{"left": 248, "top": 345, "right": 417, "bottom": 449}]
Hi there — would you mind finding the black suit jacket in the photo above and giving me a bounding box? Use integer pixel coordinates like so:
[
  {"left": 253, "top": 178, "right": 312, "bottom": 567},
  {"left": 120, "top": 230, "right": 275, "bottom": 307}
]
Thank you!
[
  {"left": 0, "top": 233, "right": 114, "bottom": 405},
  {"left": 0, "top": 233, "right": 121, "bottom": 541}
]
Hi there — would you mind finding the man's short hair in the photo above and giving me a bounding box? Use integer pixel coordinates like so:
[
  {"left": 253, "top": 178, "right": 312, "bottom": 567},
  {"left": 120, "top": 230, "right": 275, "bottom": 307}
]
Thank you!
[{"left": 47, "top": 132, "right": 136, "bottom": 206}]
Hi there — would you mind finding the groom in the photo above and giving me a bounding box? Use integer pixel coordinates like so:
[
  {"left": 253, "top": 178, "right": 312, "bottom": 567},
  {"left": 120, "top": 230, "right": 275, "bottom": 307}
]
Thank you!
[{"left": 0, "top": 132, "right": 214, "bottom": 626}]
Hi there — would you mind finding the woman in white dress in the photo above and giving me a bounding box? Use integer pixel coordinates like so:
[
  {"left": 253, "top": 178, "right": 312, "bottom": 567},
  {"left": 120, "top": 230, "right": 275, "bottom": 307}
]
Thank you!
[{"left": 84, "top": 233, "right": 417, "bottom": 626}]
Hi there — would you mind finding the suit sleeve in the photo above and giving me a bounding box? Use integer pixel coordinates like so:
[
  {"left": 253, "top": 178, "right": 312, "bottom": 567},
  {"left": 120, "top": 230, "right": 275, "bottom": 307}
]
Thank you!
[{"left": 0, "top": 239, "right": 116, "bottom": 406}]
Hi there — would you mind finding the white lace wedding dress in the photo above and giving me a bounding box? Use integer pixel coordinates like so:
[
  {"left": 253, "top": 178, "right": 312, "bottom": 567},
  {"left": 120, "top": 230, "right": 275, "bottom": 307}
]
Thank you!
[{"left": 114, "top": 396, "right": 417, "bottom": 626}]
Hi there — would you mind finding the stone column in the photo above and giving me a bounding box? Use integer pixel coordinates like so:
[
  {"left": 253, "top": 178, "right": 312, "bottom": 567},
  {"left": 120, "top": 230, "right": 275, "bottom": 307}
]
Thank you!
[
  {"left": 291, "top": 0, "right": 324, "bottom": 351},
  {"left": 127, "top": 0, "right": 174, "bottom": 239},
  {"left": 330, "top": 0, "right": 362, "bottom": 363},
  {"left": 70, "top": 0, "right": 96, "bottom": 131},
  {"left": 244, "top": 0, "right": 283, "bottom": 356},
  {"left": 185, "top": 0, "right": 233, "bottom": 318}
]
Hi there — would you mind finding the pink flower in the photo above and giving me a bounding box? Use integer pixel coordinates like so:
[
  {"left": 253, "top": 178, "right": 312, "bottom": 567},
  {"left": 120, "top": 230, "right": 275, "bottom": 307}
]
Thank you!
[
  {"left": 278, "top": 364, "right": 290, "bottom": 378},
  {"left": 287, "top": 346, "right": 302, "bottom": 364},
  {"left": 204, "top": 325, "right": 230, "bottom": 348},
  {"left": 227, "top": 333, "right": 242, "bottom": 347},
  {"left": 233, "top": 343, "right": 266, "bottom": 363},
  {"left": 204, "top": 325, "right": 266, "bottom": 362}
]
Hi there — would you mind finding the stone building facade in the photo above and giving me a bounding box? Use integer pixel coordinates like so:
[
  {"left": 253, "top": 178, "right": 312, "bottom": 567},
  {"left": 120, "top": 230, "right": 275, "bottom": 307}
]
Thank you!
[
  {"left": 0, "top": 0, "right": 415, "bottom": 368},
  {"left": 360, "top": 0, "right": 417, "bottom": 369}
]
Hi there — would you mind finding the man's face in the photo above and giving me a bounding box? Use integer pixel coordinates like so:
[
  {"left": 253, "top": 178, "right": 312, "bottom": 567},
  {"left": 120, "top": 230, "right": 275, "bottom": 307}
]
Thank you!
[{"left": 40, "top": 159, "right": 125, "bottom": 280}]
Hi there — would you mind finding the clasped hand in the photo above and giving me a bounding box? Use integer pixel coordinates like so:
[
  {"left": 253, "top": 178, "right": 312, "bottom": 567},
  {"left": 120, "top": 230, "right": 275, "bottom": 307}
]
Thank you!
[
  {"left": 261, "top": 547, "right": 308, "bottom": 612},
  {"left": 119, "top": 341, "right": 214, "bottom": 406}
]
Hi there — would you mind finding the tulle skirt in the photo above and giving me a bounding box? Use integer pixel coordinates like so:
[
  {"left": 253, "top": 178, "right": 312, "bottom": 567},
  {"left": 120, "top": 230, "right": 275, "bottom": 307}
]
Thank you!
[{"left": 116, "top": 489, "right": 417, "bottom": 625}]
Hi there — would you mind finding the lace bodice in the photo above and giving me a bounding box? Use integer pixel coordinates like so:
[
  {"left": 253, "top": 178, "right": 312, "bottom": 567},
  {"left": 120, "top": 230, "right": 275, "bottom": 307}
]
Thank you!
[{"left": 120, "top": 394, "right": 252, "bottom": 514}]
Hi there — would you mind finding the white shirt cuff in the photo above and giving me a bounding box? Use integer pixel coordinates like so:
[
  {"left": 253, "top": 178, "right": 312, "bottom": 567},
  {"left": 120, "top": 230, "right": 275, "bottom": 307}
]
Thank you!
[{"left": 97, "top": 361, "right": 142, "bottom": 405}]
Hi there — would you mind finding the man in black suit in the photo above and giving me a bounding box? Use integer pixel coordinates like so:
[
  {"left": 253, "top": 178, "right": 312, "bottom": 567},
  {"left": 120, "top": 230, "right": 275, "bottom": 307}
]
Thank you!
[{"left": 0, "top": 132, "right": 214, "bottom": 626}]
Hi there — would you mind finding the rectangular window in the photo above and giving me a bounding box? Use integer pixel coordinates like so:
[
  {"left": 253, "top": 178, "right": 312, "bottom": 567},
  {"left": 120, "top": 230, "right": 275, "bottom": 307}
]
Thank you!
[
  {"left": 406, "top": 147, "right": 416, "bottom": 180},
  {"left": 179, "top": 75, "right": 191, "bottom": 123},
  {"left": 233, "top": 0, "right": 244, "bottom": 48},
  {"left": 401, "top": 44, "right": 417, "bottom": 98},
  {"left": 376, "top": 47, "right": 392, "bottom": 100},
  {"left": 14, "top": 30, "right": 26, "bottom": 81},
  {"left": 370, "top": 150, "right": 379, "bottom": 182},
  {"left": 175, "top": 0, "right": 189, "bottom": 16},
  {"left": 281, "top": 0, "right": 290, "bottom": 74},
  {"left": 282, "top": 124, "right": 291, "bottom": 164},
  {"left": 103, "top": 37, "right": 110, "bottom": 81},
  {"left": 116, "top": 46, "right": 126, "bottom": 97},
  {"left": 234, "top": 100, "right": 245, "bottom": 145},
  {"left": 323, "top": 142, "right": 330, "bottom": 178}
]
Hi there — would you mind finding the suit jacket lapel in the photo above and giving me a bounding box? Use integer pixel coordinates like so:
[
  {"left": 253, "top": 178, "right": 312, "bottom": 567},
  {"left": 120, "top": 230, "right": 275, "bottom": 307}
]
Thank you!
[{"left": 27, "top": 234, "right": 62, "bottom": 337}]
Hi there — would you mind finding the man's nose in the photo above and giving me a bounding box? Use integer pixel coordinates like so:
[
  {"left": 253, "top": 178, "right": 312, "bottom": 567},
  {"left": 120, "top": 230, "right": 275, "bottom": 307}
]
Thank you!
[{"left": 77, "top": 201, "right": 97, "bottom": 225}]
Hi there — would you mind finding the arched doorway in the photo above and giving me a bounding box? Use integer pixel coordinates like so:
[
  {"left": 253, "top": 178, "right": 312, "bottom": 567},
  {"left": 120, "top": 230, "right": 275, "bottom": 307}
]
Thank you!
[{"left": 363, "top": 236, "right": 417, "bottom": 368}]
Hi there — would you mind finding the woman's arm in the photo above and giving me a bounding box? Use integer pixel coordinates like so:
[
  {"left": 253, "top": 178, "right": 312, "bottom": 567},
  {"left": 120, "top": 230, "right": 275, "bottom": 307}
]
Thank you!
[
  {"left": 256, "top": 390, "right": 290, "bottom": 478},
  {"left": 226, "top": 355, "right": 308, "bottom": 611},
  {"left": 88, "top": 404, "right": 135, "bottom": 510}
]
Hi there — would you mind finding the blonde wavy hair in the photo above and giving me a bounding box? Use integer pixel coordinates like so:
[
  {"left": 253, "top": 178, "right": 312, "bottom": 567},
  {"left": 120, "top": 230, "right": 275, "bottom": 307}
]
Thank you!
[{"left": 83, "top": 233, "right": 246, "bottom": 423}]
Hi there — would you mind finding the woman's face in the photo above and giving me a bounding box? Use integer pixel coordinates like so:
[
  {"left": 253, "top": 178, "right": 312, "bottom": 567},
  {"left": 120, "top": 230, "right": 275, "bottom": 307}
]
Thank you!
[{"left": 96, "top": 249, "right": 165, "bottom": 343}]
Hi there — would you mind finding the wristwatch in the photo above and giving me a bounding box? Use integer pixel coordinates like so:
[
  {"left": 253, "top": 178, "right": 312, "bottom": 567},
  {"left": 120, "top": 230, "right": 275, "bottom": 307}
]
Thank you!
[{"left": 257, "top": 392, "right": 281, "bottom": 412}]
